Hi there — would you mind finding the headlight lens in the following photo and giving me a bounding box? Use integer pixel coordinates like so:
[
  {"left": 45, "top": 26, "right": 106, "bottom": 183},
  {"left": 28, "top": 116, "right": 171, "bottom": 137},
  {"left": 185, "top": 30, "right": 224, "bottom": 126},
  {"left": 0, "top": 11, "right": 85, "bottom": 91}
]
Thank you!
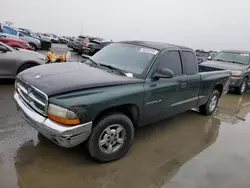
[
  {"left": 48, "top": 104, "right": 80, "bottom": 125},
  {"left": 231, "top": 71, "right": 242, "bottom": 76}
]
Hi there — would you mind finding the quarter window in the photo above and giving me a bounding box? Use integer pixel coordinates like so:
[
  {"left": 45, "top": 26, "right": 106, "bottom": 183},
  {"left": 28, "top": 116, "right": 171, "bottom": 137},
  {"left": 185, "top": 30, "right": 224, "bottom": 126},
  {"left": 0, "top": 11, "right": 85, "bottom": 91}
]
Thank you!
[{"left": 182, "top": 51, "right": 197, "bottom": 75}]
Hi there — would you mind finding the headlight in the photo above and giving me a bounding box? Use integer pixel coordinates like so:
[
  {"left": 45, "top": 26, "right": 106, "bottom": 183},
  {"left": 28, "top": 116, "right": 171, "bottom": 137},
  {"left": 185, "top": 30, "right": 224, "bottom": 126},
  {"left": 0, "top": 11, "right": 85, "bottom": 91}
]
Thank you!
[
  {"left": 48, "top": 104, "right": 80, "bottom": 125},
  {"left": 231, "top": 71, "right": 242, "bottom": 76}
]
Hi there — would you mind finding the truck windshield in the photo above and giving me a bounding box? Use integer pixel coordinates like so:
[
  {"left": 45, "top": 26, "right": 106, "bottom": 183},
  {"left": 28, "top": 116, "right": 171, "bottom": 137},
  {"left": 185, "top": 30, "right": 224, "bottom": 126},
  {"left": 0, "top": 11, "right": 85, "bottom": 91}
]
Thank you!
[
  {"left": 214, "top": 51, "right": 250, "bottom": 65},
  {"left": 90, "top": 43, "right": 158, "bottom": 75}
]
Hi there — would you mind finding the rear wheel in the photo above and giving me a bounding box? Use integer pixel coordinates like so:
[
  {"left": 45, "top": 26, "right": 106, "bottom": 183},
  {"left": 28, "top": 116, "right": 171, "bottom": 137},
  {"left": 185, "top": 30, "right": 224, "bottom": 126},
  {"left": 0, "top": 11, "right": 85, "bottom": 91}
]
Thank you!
[
  {"left": 199, "top": 90, "right": 219, "bottom": 115},
  {"left": 235, "top": 78, "right": 247, "bottom": 95},
  {"left": 87, "top": 113, "right": 134, "bottom": 162}
]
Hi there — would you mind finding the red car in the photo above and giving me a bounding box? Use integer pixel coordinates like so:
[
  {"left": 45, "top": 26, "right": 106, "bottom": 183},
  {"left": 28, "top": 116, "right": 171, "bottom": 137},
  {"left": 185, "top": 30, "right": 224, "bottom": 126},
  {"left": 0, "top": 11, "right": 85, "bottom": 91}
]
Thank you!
[{"left": 0, "top": 35, "right": 32, "bottom": 50}]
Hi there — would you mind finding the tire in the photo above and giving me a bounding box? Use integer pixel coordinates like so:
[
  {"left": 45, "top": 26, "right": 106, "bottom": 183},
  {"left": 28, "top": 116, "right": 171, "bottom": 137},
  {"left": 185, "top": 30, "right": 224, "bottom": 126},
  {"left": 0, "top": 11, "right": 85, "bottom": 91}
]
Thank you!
[
  {"left": 235, "top": 78, "right": 247, "bottom": 95},
  {"left": 199, "top": 90, "right": 220, "bottom": 116},
  {"left": 17, "top": 63, "right": 37, "bottom": 75},
  {"left": 29, "top": 43, "right": 37, "bottom": 51},
  {"left": 87, "top": 113, "right": 134, "bottom": 162}
]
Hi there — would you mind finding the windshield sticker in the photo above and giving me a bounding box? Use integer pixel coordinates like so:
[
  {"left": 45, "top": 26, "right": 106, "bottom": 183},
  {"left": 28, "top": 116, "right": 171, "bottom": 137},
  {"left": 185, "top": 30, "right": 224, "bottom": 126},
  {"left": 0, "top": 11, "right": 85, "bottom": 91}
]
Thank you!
[
  {"left": 140, "top": 48, "right": 158, "bottom": 55},
  {"left": 240, "top": 54, "right": 249, "bottom": 56},
  {"left": 125, "top": 73, "right": 134, "bottom": 78}
]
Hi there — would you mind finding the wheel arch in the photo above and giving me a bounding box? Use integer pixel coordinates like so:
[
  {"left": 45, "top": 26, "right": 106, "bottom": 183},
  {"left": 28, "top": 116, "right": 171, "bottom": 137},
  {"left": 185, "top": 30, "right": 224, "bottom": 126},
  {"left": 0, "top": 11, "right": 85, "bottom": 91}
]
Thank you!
[
  {"left": 213, "top": 84, "right": 223, "bottom": 97},
  {"left": 16, "top": 61, "right": 39, "bottom": 75},
  {"left": 92, "top": 104, "right": 140, "bottom": 128}
]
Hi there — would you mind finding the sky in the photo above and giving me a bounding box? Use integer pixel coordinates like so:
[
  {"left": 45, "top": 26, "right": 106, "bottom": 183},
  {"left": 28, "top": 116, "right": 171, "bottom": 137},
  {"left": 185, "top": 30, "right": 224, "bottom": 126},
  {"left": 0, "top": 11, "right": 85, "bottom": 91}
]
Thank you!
[{"left": 1, "top": 0, "right": 250, "bottom": 51}]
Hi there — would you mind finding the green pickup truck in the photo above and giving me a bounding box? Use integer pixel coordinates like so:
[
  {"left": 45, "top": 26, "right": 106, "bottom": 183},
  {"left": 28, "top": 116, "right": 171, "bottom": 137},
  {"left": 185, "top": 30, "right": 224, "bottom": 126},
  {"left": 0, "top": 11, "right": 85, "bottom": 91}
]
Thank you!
[{"left": 14, "top": 41, "right": 231, "bottom": 162}]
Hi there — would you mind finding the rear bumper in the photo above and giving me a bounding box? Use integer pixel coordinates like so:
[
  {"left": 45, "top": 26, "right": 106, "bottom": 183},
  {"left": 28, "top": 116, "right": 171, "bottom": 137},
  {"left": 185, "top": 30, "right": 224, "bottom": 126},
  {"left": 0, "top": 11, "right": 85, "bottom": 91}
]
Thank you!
[{"left": 14, "top": 92, "right": 92, "bottom": 148}]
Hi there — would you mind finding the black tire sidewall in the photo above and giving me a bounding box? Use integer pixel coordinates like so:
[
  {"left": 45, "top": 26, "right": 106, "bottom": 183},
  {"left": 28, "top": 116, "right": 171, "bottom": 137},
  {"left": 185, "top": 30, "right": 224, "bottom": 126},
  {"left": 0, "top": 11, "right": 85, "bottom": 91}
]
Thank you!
[{"left": 88, "top": 113, "right": 134, "bottom": 162}]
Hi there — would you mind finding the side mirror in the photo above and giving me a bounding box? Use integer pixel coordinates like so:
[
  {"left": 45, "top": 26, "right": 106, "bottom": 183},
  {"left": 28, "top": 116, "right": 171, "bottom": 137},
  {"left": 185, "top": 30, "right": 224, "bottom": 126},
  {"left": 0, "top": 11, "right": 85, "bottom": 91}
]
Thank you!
[
  {"left": 0, "top": 46, "right": 8, "bottom": 53},
  {"left": 153, "top": 68, "right": 174, "bottom": 79},
  {"left": 208, "top": 56, "right": 212, "bottom": 60}
]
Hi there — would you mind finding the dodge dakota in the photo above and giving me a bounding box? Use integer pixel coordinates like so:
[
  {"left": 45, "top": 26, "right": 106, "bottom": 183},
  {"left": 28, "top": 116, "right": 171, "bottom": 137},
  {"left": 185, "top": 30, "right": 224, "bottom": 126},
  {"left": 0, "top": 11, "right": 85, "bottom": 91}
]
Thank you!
[{"left": 14, "top": 41, "right": 231, "bottom": 162}]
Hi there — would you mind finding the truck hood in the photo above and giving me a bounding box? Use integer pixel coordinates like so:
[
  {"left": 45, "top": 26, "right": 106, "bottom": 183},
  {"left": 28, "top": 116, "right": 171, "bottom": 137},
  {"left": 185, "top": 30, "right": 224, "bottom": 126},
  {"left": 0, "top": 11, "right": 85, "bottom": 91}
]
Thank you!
[
  {"left": 17, "top": 62, "right": 144, "bottom": 96},
  {"left": 200, "top": 60, "right": 247, "bottom": 71}
]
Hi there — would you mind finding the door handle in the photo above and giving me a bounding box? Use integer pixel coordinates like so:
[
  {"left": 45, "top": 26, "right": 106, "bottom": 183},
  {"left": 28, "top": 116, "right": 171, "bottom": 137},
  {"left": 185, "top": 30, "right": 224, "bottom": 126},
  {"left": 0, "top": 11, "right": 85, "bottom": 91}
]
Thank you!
[{"left": 181, "top": 83, "right": 187, "bottom": 88}]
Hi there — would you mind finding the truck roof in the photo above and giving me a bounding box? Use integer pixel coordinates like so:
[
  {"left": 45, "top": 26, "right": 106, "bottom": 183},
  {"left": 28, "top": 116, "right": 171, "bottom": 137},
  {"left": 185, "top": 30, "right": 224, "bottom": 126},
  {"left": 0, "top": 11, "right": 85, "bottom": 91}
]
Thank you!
[
  {"left": 222, "top": 50, "right": 250, "bottom": 54},
  {"left": 120, "top": 40, "right": 193, "bottom": 51}
]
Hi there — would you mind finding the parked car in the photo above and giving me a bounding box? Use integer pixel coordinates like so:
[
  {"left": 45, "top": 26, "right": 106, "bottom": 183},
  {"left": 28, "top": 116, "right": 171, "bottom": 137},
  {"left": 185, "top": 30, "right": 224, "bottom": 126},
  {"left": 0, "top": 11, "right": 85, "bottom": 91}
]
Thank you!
[
  {"left": 40, "top": 33, "right": 59, "bottom": 43},
  {"left": 195, "top": 49, "right": 210, "bottom": 64},
  {"left": 0, "top": 24, "right": 41, "bottom": 51},
  {"left": 73, "top": 36, "right": 103, "bottom": 53},
  {"left": 200, "top": 50, "right": 250, "bottom": 95},
  {"left": 72, "top": 35, "right": 87, "bottom": 52},
  {"left": 81, "top": 40, "right": 113, "bottom": 57},
  {"left": 58, "top": 36, "right": 69, "bottom": 44},
  {"left": 18, "top": 29, "right": 51, "bottom": 50},
  {"left": 208, "top": 51, "right": 218, "bottom": 59},
  {"left": 0, "top": 34, "right": 32, "bottom": 50},
  {"left": 67, "top": 37, "right": 75, "bottom": 48},
  {"left": 0, "top": 42, "right": 46, "bottom": 78},
  {"left": 14, "top": 41, "right": 231, "bottom": 162}
]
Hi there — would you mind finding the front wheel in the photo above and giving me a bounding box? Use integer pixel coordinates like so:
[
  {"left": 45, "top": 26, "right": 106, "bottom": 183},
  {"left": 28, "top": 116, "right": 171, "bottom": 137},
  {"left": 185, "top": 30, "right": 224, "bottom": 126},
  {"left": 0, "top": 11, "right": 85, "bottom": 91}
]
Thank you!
[
  {"left": 87, "top": 113, "right": 134, "bottom": 162},
  {"left": 29, "top": 43, "right": 37, "bottom": 51},
  {"left": 235, "top": 78, "right": 247, "bottom": 95},
  {"left": 199, "top": 90, "right": 219, "bottom": 116}
]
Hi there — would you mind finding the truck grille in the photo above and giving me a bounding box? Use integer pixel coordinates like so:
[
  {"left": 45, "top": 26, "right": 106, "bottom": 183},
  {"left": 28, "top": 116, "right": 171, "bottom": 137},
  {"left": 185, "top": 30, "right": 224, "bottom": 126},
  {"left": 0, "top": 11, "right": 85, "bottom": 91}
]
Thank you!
[
  {"left": 199, "top": 65, "right": 223, "bottom": 72},
  {"left": 16, "top": 80, "right": 48, "bottom": 116}
]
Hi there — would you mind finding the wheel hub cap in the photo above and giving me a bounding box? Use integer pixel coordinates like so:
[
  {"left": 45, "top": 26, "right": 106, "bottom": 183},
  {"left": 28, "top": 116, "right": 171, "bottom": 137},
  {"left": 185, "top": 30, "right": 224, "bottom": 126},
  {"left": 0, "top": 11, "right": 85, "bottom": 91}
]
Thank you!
[
  {"left": 98, "top": 124, "right": 126, "bottom": 154},
  {"left": 209, "top": 95, "right": 218, "bottom": 112}
]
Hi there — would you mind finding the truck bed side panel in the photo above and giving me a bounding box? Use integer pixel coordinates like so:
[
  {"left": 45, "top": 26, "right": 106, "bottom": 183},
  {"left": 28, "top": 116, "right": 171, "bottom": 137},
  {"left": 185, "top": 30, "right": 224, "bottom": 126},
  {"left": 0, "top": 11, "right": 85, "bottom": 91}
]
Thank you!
[{"left": 197, "top": 71, "right": 231, "bottom": 106}]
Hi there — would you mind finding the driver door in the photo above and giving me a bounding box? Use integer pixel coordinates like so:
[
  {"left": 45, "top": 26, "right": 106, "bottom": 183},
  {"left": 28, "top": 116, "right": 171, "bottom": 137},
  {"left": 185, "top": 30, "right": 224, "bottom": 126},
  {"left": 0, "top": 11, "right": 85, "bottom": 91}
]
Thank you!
[
  {"left": 142, "top": 50, "right": 188, "bottom": 125},
  {"left": 0, "top": 44, "right": 16, "bottom": 78}
]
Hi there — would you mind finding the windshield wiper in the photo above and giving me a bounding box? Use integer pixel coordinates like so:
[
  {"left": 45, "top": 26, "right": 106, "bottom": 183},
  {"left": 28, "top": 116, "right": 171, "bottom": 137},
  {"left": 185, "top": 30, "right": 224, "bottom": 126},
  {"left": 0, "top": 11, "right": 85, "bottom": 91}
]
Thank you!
[
  {"left": 228, "top": 61, "right": 246, "bottom": 65},
  {"left": 99, "top": 63, "right": 126, "bottom": 76},
  {"left": 214, "top": 59, "right": 226, "bottom": 62},
  {"left": 83, "top": 58, "right": 98, "bottom": 67}
]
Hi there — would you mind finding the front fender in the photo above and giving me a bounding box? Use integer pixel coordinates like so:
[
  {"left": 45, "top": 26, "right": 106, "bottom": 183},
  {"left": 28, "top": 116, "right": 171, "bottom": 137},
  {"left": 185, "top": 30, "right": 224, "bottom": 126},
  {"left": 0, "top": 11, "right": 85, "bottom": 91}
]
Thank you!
[{"left": 49, "top": 83, "right": 145, "bottom": 123}]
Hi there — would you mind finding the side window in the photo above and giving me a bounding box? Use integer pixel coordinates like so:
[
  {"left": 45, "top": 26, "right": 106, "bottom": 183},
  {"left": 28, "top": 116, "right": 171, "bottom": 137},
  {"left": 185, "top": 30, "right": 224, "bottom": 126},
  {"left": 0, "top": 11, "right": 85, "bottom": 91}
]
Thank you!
[
  {"left": 158, "top": 51, "right": 182, "bottom": 75},
  {"left": 2, "top": 26, "right": 17, "bottom": 36},
  {"left": 182, "top": 51, "right": 198, "bottom": 75},
  {"left": 18, "top": 32, "right": 24, "bottom": 37}
]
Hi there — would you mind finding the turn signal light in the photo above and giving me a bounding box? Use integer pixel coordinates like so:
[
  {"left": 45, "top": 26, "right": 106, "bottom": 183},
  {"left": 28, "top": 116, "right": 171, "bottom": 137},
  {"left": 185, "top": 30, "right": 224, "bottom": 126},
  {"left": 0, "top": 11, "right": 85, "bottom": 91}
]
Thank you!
[{"left": 48, "top": 113, "right": 80, "bottom": 125}]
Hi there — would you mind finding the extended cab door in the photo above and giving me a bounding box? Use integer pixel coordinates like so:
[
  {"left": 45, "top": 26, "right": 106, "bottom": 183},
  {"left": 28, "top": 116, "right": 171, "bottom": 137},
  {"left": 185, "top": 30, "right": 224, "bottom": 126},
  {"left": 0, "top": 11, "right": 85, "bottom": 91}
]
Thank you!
[
  {"left": 142, "top": 50, "right": 188, "bottom": 124},
  {"left": 180, "top": 50, "right": 200, "bottom": 109}
]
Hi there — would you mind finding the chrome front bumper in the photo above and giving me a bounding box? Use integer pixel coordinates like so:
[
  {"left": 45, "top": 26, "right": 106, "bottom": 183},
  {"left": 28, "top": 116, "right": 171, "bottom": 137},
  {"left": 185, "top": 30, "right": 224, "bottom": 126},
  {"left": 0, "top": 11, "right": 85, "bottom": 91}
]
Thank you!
[{"left": 14, "top": 93, "right": 92, "bottom": 148}]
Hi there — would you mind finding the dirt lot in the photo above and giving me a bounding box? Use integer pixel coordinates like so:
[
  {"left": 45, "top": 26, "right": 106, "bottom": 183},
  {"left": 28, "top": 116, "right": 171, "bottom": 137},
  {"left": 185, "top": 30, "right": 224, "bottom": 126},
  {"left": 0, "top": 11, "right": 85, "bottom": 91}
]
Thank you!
[{"left": 1, "top": 45, "right": 250, "bottom": 188}]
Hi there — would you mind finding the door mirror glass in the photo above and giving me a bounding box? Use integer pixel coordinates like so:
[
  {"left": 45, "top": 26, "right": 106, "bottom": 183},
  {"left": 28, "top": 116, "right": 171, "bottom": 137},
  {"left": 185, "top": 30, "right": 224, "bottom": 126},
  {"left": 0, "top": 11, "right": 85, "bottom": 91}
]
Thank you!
[
  {"left": 0, "top": 46, "right": 8, "bottom": 53},
  {"left": 153, "top": 68, "right": 174, "bottom": 79}
]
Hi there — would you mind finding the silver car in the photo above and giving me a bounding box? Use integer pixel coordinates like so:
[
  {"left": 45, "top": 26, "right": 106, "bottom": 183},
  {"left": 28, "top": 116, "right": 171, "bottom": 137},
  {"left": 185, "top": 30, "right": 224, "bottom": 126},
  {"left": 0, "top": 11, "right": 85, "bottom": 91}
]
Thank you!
[{"left": 0, "top": 42, "right": 46, "bottom": 78}]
